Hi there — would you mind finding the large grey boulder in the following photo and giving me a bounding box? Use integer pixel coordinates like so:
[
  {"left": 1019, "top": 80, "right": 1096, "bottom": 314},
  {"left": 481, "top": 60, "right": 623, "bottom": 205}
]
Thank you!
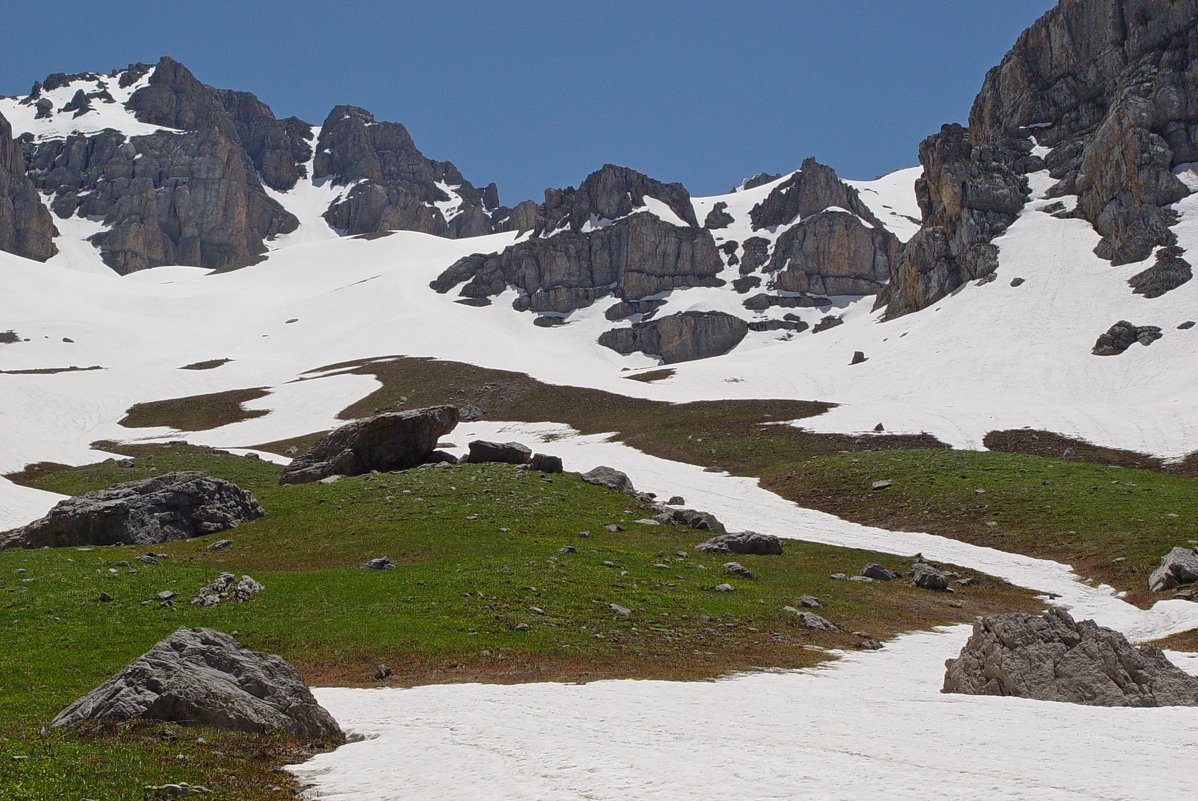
[
  {"left": 280, "top": 405, "right": 459, "bottom": 485},
  {"left": 581, "top": 466, "right": 635, "bottom": 494},
  {"left": 1129, "top": 246, "right": 1193, "bottom": 298},
  {"left": 696, "top": 531, "right": 783, "bottom": 556},
  {"left": 1092, "top": 320, "right": 1163, "bottom": 355},
  {"left": 943, "top": 608, "right": 1198, "bottom": 707},
  {"left": 0, "top": 472, "right": 263, "bottom": 549},
  {"left": 51, "top": 627, "right": 343, "bottom": 738},
  {"left": 665, "top": 508, "right": 726, "bottom": 534},
  {"left": 1148, "top": 546, "right": 1198, "bottom": 593},
  {"left": 465, "top": 440, "right": 532, "bottom": 464},
  {"left": 598, "top": 311, "right": 748, "bottom": 364}
]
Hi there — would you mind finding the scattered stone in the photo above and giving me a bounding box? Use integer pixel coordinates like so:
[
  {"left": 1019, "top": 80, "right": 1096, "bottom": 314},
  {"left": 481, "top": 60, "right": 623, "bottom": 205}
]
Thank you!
[
  {"left": 695, "top": 531, "right": 783, "bottom": 555},
  {"left": 798, "top": 595, "right": 821, "bottom": 608},
  {"left": 665, "top": 507, "right": 726, "bottom": 533},
  {"left": 362, "top": 557, "right": 395, "bottom": 570},
  {"left": 465, "top": 440, "right": 531, "bottom": 465},
  {"left": 872, "top": 422, "right": 884, "bottom": 432},
  {"left": 582, "top": 466, "right": 635, "bottom": 494},
  {"left": 205, "top": 539, "right": 233, "bottom": 551},
  {"left": 155, "top": 591, "right": 176, "bottom": 602},
  {"left": 871, "top": 480, "right": 892, "bottom": 491},
  {"left": 558, "top": 545, "right": 576, "bottom": 554},
  {"left": 1, "top": 472, "right": 263, "bottom": 550},
  {"left": 1179, "top": 321, "right": 1196, "bottom": 330},
  {"left": 52, "top": 627, "right": 343, "bottom": 737},
  {"left": 859, "top": 638, "right": 884, "bottom": 650},
  {"left": 1010, "top": 277, "right": 1025, "bottom": 287},
  {"left": 713, "top": 583, "right": 734, "bottom": 593},
  {"left": 943, "top": 609, "right": 1198, "bottom": 706},
  {"left": 723, "top": 562, "right": 753, "bottom": 579},
  {"left": 666, "top": 496, "right": 685, "bottom": 505},
  {"left": 784, "top": 608, "right": 840, "bottom": 631},
  {"left": 136, "top": 554, "right": 159, "bottom": 565},
  {"left": 850, "top": 351, "right": 867, "bottom": 365},
  {"left": 956, "top": 577, "right": 980, "bottom": 587},
  {"left": 830, "top": 573, "right": 848, "bottom": 581},
  {"left": 98, "top": 592, "right": 113, "bottom": 602},
  {"left": 862, "top": 563, "right": 898, "bottom": 581},
  {"left": 602, "top": 524, "right": 623, "bottom": 533},
  {"left": 143, "top": 783, "right": 212, "bottom": 795},
  {"left": 609, "top": 603, "right": 631, "bottom": 616},
  {"left": 1129, "top": 246, "right": 1192, "bottom": 298},
  {"left": 849, "top": 575, "right": 875, "bottom": 583},
  {"left": 375, "top": 664, "right": 391, "bottom": 680},
  {"left": 279, "top": 406, "right": 459, "bottom": 484},
  {"left": 1148, "top": 547, "right": 1198, "bottom": 593}
]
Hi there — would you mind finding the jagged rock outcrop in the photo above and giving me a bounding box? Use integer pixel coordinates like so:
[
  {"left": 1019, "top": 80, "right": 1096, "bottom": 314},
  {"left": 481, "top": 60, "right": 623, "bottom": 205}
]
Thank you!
[
  {"left": 433, "top": 211, "right": 722, "bottom": 313},
  {"left": 0, "top": 472, "right": 264, "bottom": 549},
  {"left": 943, "top": 608, "right": 1198, "bottom": 707},
  {"left": 1148, "top": 546, "right": 1198, "bottom": 592},
  {"left": 314, "top": 105, "right": 501, "bottom": 238},
  {"left": 598, "top": 310, "right": 747, "bottom": 364},
  {"left": 1092, "top": 320, "right": 1163, "bottom": 355},
  {"left": 750, "top": 158, "right": 884, "bottom": 231},
  {"left": 882, "top": 124, "right": 1033, "bottom": 316},
  {"left": 279, "top": 405, "right": 459, "bottom": 484},
  {"left": 888, "top": 0, "right": 1198, "bottom": 316},
  {"left": 766, "top": 209, "right": 899, "bottom": 295},
  {"left": 0, "top": 109, "right": 56, "bottom": 261},
  {"left": 52, "top": 627, "right": 343, "bottom": 738},
  {"left": 704, "top": 201, "right": 733, "bottom": 229},
  {"left": 535, "top": 163, "right": 698, "bottom": 234}
]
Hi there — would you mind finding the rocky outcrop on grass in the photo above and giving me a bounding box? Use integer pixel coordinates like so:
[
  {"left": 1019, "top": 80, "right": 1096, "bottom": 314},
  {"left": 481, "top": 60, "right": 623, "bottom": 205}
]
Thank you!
[
  {"left": 598, "top": 310, "right": 748, "bottom": 364},
  {"left": 51, "top": 627, "right": 343, "bottom": 738},
  {"left": 0, "top": 472, "right": 263, "bottom": 549},
  {"left": 0, "top": 109, "right": 56, "bottom": 262},
  {"left": 695, "top": 531, "right": 783, "bottom": 555},
  {"left": 279, "top": 405, "right": 459, "bottom": 484},
  {"left": 943, "top": 608, "right": 1198, "bottom": 707}
]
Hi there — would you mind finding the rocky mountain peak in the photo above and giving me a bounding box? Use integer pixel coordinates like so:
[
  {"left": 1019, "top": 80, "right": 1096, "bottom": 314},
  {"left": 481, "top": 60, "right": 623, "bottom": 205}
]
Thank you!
[
  {"left": 749, "top": 157, "right": 884, "bottom": 231},
  {"left": 535, "top": 163, "right": 698, "bottom": 235}
]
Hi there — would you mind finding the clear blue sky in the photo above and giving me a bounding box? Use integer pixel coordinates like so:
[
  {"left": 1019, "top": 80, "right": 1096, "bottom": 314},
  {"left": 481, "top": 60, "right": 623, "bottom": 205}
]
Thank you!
[{"left": 0, "top": 1, "right": 1055, "bottom": 204}]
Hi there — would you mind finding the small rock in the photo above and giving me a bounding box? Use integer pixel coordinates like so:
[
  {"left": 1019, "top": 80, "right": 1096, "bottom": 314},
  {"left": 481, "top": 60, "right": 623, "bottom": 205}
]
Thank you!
[
  {"left": 205, "top": 539, "right": 233, "bottom": 551},
  {"left": 602, "top": 524, "right": 623, "bottom": 532},
  {"left": 666, "top": 496, "right": 685, "bottom": 505},
  {"left": 136, "top": 555, "right": 159, "bottom": 565},
  {"left": 871, "top": 479, "right": 892, "bottom": 491},
  {"left": 873, "top": 423, "right": 885, "bottom": 432},
  {"left": 156, "top": 591, "right": 176, "bottom": 601},
  {"left": 98, "top": 592, "right": 113, "bottom": 602},
  {"left": 558, "top": 545, "right": 576, "bottom": 554},
  {"left": 861, "top": 563, "right": 898, "bottom": 581},
  {"left": 912, "top": 562, "right": 949, "bottom": 590},
  {"left": 1010, "top": 277, "right": 1025, "bottom": 287},
  {"left": 799, "top": 595, "right": 821, "bottom": 608},
  {"left": 783, "top": 608, "right": 840, "bottom": 631},
  {"left": 859, "top": 638, "right": 884, "bottom": 650},
  {"left": 850, "top": 351, "right": 868, "bottom": 365},
  {"left": 830, "top": 573, "right": 847, "bottom": 581},
  {"left": 723, "top": 562, "right": 753, "bottom": 579},
  {"left": 712, "top": 583, "right": 735, "bottom": 593},
  {"left": 375, "top": 664, "right": 392, "bottom": 680},
  {"left": 609, "top": 603, "right": 631, "bottom": 616},
  {"left": 362, "top": 557, "right": 395, "bottom": 570}
]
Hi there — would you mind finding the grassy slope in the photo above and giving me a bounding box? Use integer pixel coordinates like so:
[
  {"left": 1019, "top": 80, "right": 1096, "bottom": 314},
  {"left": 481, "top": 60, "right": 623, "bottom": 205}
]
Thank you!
[{"left": 1, "top": 445, "right": 1038, "bottom": 800}]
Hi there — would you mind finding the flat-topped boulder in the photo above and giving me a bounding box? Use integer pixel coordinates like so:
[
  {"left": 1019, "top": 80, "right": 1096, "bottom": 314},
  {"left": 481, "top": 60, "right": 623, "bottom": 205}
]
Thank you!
[
  {"left": 280, "top": 405, "right": 459, "bottom": 484},
  {"left": 943, "top": 608, "right": 1198, "bottom": 707},
  {"left": 1, "top": 471, "right": 263, "bottom": 549},
  {"left": 465, "top": 440, "right": 531, "bottom": 464},
  {"left": 695, "top": 531, "right": 783, "bottom": 556},
  {"left": 1149, "top": 546, "right": 1198, "bottom": 593},
  {"left": 52, "top": 627, "right": 342, "bottom": 739}
]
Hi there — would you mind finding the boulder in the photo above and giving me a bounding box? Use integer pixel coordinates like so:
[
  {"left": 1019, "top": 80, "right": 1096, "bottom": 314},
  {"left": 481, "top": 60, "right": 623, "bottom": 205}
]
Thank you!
[
  {"left": 911, "top": 562, "right": 950, "bottom": 590},
  {"left": 529, "top": 453, "right": 563, "bottom": 473},
  {"left": 1148, "top": 546, "right": 1198, "bottom": 593},
  {"left": 466, "top": 440, "right": 532, "bottom": 465},
  {"left": 1128, "top": 246, "right": 1193, "bottom": 298},
  {"left": 581, "top": 466, "right": 635, "bottom": 494},
  {"left": 861, "top": 563, "right": 898, "bottom": 581},
  {"left": 704, "top": 201, "right": 733, "bottom": 229},
  {"left": 51, "top": 627, "right": 343, "bottom": 738},
  {"left": 191, "top": 573, "right": 264, "bottom": 607},
  {"left": 784, "top": 608, "right": 840, "bottom": 632},
  {"left": 279, "top": 406, "right": 458, "bottom": 484},
  {"left": 666, "top": 507, "right": 726, "bottom": 533},
  {"left": 695, "top": 531, "right": 783, "bottom": 556},
  {"left": 943, "top": 608, "right": 1198, "bottom": 707},
  {"left": 599, "top": 311, "right": 748, "bottom": 364},
  {"left": 1, "top": 472, "right": 263, "bottom": 549},
  {"left": 723, "top": 561, "right": 753, "bottom": 579}
]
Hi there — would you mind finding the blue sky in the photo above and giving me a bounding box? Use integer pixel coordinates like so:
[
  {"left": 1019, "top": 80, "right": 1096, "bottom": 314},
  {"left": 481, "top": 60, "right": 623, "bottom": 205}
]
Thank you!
[{"left": 0, "top": 1, "right": 1055, "bottom": 204}]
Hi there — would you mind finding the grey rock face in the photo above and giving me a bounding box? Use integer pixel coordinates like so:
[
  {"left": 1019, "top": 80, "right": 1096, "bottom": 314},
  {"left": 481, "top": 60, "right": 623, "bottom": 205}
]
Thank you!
[
  {"left": 536, "top": 163, "right": 698, "bottom": 235},
  {"left": 0, "top": 109, "right": 57, "bottom": 261},
  {"left": 466, "top": 440, "right": 532, "bottom": 465},
  {"left": 1128, "top": 245, "right": 1193, "bottom": 298},
  {"left": 883, "top": 124, "right": 1031, "bottom": 317},
  {"left": 1092, "top": 320, "right": 1163, "bottom": 355},
  {"left": 1, "top": 472, "right": 263, "bottom": 549},
  {"left": 598, "top": 311, "right": 748, "bottom": 364},
  {"left": 51, "top": 627, "right": 343, "bottom": 738},
  {"left": 1148, "top": 546, "right": 1198, "bottom": 593},
  {"left": 695, "top": 531, "right": 783, "bottom": 556},
  {"left": 704, "top": 201, "right": 733, "bottom": 229},
  {"left": 279, "top": 405, "right": 459, "bottom": 485},
  {"left": 749, "top": 158, "right": 884, "bottom": 231},
  {"left": 767, "top": 209, "right": 899, "bottom": 296},
  {"left": 581, "top": 466, "right": 635, "bottom": 494},
  {"left": 943, "top": 608, "right": 1198, "bottom": 706},
  {"left": 969, "top": 0, "right": 1198, "bottom": 265},
  {"left": 433, "top": 213, "right": 723, "bottom": 314},
  {"left": 313, "top": 105, "right": 502, "bottom": 239}
]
